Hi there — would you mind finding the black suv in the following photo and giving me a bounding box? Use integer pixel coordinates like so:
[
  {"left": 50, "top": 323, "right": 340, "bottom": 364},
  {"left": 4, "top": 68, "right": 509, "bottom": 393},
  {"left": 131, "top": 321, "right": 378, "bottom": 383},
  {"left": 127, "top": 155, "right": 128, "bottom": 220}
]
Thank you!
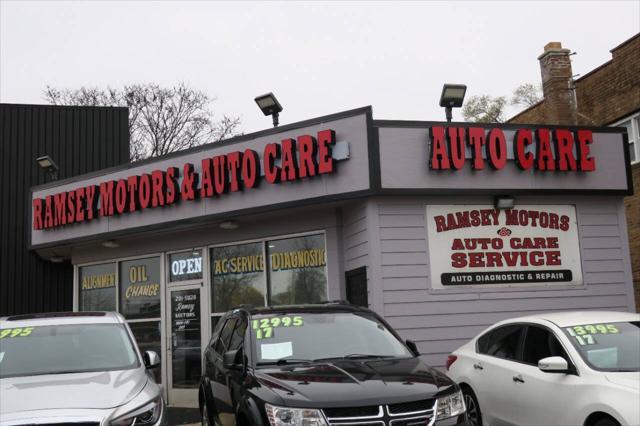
[{"left": 199, "top": 302, "right": 468, "bottom": 426}]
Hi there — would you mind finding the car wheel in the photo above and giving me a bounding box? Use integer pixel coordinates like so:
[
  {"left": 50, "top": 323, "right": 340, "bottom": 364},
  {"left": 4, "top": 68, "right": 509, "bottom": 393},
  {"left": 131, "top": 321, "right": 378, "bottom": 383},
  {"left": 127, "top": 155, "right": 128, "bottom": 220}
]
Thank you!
[
  {"left": 201, "top": 397, "right": 210, "bottom": 426},
  {"left": 462, "top": 386, "right": 482, "bottom": 426},
  {"left": 593, "top": 417, "right": 620, "bottom": 426}
]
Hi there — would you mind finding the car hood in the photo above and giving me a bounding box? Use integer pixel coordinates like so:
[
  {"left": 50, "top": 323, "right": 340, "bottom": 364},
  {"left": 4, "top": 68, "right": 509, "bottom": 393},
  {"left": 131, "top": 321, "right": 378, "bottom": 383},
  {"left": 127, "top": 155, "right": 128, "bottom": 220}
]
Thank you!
[
  {"left": 605, "top": 372, "right": 640, "bottom": 391},
  {"left": 254, "top": 357, "right": 455, "bottom": 408},
  {"left": 0, "top": 368, "right": 148, "bottom": 412}
]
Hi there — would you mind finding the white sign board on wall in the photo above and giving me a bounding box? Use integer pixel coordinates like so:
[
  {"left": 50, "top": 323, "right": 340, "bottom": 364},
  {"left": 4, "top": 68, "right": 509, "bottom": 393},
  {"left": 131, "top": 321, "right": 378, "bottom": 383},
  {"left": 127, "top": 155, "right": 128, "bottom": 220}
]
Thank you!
[{"left": 426, "top": 205, "right": 583, "bottom": 288}]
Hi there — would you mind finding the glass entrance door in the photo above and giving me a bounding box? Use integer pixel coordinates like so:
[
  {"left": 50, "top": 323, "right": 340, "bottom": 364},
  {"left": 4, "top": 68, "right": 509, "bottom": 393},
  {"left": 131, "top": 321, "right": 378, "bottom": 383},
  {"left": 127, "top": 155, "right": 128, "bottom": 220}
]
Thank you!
[{"left": 167, "top": 285, "right": 204, "bottom": 407}]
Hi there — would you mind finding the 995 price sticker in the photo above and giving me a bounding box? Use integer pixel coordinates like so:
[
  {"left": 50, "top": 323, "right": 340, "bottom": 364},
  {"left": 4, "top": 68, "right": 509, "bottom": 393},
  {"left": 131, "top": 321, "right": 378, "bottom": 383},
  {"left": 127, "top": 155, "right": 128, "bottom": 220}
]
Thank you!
[
  {"left": 0, "top": 327, "right": 34, "bottom": 339},
  {"left": 252, "top": 316, "right": 303, "bottom": 340}
]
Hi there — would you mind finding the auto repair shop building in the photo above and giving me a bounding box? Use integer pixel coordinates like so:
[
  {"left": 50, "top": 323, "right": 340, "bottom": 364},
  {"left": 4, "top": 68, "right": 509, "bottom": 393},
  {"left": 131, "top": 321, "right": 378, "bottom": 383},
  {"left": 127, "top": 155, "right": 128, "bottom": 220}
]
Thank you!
[{"left": 29, "top": 106, "right": 636, "bottom": 406}]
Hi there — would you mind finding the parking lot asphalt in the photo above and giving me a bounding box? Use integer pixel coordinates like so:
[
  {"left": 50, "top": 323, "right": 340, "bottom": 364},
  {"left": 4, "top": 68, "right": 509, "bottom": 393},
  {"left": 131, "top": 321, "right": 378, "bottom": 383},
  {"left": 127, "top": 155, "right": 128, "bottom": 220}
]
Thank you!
[{"left": 167, "top": 406, "right": 200, "bottom": 426}]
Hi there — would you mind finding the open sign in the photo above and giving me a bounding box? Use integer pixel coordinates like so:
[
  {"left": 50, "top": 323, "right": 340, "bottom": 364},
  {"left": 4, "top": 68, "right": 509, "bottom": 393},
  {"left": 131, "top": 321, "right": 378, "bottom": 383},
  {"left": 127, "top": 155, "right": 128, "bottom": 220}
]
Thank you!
[{"left": 169, "top": 251, "right": 203, "bottom": 281}]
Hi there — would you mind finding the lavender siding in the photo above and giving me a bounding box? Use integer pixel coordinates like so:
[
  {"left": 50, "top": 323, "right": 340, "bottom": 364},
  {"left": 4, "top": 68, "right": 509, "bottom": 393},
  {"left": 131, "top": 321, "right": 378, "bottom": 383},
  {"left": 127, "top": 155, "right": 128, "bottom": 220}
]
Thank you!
[
  {"left": 366, "top": 196, "right": 635, "bottom": 369},
  {"left": 342, "top": 202, "right": 369, "bottom": 272}
]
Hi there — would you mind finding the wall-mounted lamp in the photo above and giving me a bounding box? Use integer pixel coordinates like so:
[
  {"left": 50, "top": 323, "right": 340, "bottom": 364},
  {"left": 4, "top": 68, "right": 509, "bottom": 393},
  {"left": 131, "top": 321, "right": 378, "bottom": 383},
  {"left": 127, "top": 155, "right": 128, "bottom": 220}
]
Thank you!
[
  {"left": 36, "top": 155, "right": 59, "bottom": 181},
  {"left": 219, "top": 220, "right": 239, "bottom": 230},
  {"left": 439, "top": 84, "right": 467, "bottom": 123},
  {"left": 50, "top": 256, "right": 64, "bottom": 263},
  {"left": 254, "top": 92, "right": 283, "bottom": 127},
  {"left": 102, "top": 240, "right": 120, "bottom": 248},
  {"left": 494, "top": 195, "right": 515, "bottom": 210}
]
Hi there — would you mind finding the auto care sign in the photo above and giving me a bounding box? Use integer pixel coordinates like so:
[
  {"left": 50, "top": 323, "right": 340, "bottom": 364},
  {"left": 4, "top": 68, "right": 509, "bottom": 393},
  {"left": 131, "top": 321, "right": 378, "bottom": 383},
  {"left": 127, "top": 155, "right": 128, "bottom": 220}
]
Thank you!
[{"left": 426, "top": 205, "right": 582, "bottom": 288}]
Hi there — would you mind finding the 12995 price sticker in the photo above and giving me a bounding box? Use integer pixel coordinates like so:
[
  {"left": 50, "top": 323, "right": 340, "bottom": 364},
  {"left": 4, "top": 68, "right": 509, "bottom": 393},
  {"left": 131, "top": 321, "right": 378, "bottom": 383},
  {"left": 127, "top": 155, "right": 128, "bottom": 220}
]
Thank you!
[{"left": 252, "top": 316, "right": 303, "bottom": 340}]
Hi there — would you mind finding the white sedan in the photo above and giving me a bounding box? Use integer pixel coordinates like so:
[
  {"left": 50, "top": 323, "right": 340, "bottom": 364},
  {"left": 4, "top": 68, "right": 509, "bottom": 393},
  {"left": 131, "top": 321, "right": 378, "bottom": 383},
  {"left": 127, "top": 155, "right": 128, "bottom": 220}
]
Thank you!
[{"left": 446, "top": 311, "right": 640, "bottom": 426}]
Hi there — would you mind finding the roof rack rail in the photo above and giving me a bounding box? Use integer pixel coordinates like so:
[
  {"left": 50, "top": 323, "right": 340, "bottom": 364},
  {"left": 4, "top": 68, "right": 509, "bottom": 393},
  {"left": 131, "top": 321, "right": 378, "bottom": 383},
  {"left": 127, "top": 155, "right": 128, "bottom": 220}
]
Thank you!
[
  {"left": 230, "top": 304, "right": 253, "bottom": 311},
  {"left": 5, "top": 312, "right": 107, "bottom": 321}
]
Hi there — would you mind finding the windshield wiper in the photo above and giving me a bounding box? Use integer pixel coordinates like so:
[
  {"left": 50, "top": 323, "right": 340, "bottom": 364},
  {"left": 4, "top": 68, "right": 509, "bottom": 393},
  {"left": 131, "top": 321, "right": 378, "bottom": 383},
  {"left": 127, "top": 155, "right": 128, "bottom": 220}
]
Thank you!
[
  {"left": 257, "top": 359, "right": 312, "bottom": 366},
  {"left": 313, "top": 354, "right": 396, "bottom": 362}
]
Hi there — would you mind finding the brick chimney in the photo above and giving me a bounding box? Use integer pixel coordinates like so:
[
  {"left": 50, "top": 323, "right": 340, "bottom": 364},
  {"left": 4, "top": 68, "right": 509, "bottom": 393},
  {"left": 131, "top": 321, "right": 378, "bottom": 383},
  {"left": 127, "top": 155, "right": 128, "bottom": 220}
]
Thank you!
[{"left": 538, "top": 42, "right": 577, "bottom": 125}]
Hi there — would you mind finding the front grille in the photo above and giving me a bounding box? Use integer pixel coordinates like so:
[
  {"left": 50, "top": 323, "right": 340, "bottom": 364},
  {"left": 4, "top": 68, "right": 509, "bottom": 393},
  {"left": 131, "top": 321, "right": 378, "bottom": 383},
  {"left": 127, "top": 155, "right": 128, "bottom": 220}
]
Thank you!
[
  {"left": 323, "top": 405, "right": 381, "bottom": 418},
  {"left": 390, "top": 416, "right": 432, "bottom": 426},
  {"left": 324, "top": 400, "right": 436, "bottom": 426},
  {"left": 388, "top": 399, "right": 435, "bottom": 415}
]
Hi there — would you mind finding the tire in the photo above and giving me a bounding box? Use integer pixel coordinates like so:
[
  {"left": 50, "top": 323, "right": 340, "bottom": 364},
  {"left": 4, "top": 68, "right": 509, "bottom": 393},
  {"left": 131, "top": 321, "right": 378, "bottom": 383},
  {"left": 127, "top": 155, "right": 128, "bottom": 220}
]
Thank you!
[
  {"left": 462, "top": 386, "right": 483, "bottom": 426},
  {"left": 593, "top": 416, "right": 620, "bottom": 426},
  {"left": 201, "top": 396, "right": 211, "bottom": 426}
]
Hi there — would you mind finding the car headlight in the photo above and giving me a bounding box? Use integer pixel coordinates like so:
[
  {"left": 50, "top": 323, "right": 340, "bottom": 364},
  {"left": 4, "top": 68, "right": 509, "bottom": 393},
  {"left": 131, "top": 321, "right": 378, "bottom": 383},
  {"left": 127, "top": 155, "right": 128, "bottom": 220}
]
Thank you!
[
  {"left": 435, "top": 390, "right": 466, "bottom": 420},
  {"left": 110, "top": 397, "right": 162, "bottom": 426},
  {"left": 265, "top": 403, "right": 328, "bottom": 426}
]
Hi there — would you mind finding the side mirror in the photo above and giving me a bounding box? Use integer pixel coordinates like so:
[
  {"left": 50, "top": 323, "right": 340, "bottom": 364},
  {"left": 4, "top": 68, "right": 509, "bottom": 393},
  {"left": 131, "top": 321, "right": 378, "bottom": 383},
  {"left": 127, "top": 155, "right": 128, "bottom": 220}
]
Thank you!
[
  {"left": 405, "top": 339, "right": 420, "bottom": 357},
  {"left": 223, "top": 349, "right": 243, "bottom": 370},
  {"left": 143, "top": 350, "right": 161, "bottom": 369},
  {"left": 538, "top": 356, "right": 568, "bottom": 373}
]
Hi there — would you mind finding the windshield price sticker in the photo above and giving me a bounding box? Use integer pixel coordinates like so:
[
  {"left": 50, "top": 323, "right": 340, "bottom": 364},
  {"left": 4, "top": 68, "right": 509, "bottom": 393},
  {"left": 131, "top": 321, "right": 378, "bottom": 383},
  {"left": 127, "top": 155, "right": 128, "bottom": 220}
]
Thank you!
[
  {"left": 565, "top": 323, "right": 619, "bottom": 346},
  {"left": 0, "top": 327, "right": 34, "bottom": 339},
  {"left": 252, "top": 316, "right": 303, "bottom": 340},
  {"left": 569, "top": 324, "right": 619, "bottom": 336}
]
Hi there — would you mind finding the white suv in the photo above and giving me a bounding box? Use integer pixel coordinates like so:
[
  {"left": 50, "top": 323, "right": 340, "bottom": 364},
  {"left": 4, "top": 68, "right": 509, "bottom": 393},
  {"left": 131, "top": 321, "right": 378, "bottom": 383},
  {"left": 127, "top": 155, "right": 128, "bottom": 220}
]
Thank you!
[
  {"left": 0, "top": 311, "right": 166, "bottom": 426},
  {"left": 446, "top": 311, "right": 639, "bottom": 426}
]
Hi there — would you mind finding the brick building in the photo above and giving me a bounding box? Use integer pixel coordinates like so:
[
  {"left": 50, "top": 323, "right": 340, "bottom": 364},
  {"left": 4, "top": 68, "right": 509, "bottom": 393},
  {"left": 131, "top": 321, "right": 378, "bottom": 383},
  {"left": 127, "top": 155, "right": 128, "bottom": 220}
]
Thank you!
[{"left": 509, "top": 33, "right": 640, "bottom": 310}]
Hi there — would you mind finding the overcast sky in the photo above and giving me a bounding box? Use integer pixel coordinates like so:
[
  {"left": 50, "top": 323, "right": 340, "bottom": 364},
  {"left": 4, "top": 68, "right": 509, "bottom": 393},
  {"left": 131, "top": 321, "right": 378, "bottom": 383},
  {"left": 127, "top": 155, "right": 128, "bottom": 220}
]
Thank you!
[{"left": 1, "top": 1, "right": 638, "bottom": 133}]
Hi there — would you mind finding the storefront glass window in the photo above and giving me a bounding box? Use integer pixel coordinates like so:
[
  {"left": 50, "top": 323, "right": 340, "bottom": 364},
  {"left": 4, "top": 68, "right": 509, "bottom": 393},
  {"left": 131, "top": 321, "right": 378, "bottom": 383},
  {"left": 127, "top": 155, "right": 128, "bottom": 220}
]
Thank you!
[
  {"left": 268, "top": 234, "right": 327, "bottom": 305},
  {"left": 210, "top": 243, "right": 266, "bottom": 313},
  {"left": 78, "top": 263, "right": 116, "bottom": 311},
  {"left": 128, "top": 320, "right": 162, "bottom": 383},
  {"left": 119, "top": 257, "right": 161, "bottom": 320},
  {"left": 169, "top": 250, "right": 203, "bottom": 282}
]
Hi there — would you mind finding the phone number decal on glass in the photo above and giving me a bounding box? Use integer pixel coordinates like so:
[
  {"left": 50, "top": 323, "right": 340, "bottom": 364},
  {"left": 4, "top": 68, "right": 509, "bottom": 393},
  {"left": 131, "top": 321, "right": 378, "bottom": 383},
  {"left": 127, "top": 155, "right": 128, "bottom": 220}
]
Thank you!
[
  {"left": 252, "top": 316, "right": 303, "bottom": 340},
  {"left": 565, "top": 324, "right": 619, "bottom": 346},
  {"left": 0, "top": 327, "right": 34, "bottom": 339}
]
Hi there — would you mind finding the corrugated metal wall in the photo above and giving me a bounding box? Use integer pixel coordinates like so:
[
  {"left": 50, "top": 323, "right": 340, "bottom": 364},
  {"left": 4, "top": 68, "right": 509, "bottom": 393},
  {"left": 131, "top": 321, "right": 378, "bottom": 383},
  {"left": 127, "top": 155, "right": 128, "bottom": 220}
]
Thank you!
[{"left": 0, "top": 103, "right": 129, "bottom": 316}]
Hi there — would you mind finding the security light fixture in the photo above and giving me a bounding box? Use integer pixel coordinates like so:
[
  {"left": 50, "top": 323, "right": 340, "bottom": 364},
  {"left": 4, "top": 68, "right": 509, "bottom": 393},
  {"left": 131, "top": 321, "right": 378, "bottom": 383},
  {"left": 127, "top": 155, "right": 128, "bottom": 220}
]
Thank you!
[
  {"left": 102, "top": 240, "right": 120, "bottom": 248},
  {"left": 494, "top": 195, "right": 515, "bottom": 210},
  {"left": 439, "top": 84, "right": 467, "bottom": 123},
  {"left": 219, "top": 220, "right": 239, "bottom": 230},
  {"left": 36, "top": 155, "right": 59, "bottom": 181},
  {"left": 254, "top": 92, "right": 283, "bottom": 127},
  {"left": 49, "top": 256, "right": 64, "bottom": 263}
]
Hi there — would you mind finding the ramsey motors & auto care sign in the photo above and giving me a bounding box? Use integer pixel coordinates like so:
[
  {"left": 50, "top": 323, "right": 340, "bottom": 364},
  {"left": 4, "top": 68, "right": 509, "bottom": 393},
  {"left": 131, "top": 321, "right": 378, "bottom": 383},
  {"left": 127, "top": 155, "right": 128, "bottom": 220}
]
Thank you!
[
  {"left": 32, "top": 129, "right": 337, "bottom": 230},
  {"left": 426, "top": 205, "right": 582, "bottom": 288}
]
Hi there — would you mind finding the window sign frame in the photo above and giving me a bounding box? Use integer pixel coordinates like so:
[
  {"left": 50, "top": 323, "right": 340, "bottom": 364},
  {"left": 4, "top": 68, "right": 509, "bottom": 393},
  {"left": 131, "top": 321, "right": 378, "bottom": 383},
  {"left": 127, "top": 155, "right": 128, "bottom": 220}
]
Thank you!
[
  {"left": 613, "top": 112, "right": 640, "bottom": 165},
  {"left": 208, "top": 230, "right": 328, "bottom": 317},
  {"left": 168, "top": 250, "right": 204, "bottom": 283},
  {"left": 209, "top": 238, "right": 268, "bottom": 317},
  {"left": 77, "top": 262, "right": 117, "bottom": 312}
]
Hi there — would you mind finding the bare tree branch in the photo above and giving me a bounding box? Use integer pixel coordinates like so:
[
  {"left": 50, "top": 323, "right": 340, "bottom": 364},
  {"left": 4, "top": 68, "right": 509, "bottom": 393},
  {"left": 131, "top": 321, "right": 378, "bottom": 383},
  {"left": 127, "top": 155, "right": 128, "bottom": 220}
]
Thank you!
[{"left": 43, "top": 83, "right": 241, "bottom": 162}]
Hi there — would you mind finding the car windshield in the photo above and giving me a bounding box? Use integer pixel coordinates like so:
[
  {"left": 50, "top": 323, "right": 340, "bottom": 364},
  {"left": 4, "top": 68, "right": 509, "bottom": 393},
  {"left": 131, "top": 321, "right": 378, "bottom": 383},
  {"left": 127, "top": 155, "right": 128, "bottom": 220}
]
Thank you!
[
  {"left": 0, "top": 323, "right": 139, "bottom": 378},
  {"left": 250, "top": 311, "right": 413, "bottom": 365},
  {"left": 562, "top": 321, "right": 640, "bottom": 372}
]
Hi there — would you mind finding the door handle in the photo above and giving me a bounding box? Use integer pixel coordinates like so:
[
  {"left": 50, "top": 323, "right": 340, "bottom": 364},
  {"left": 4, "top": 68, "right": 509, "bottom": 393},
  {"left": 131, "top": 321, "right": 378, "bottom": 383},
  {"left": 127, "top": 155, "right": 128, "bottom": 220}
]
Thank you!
[
  {"left": 473, "top": 363, "right": 484, "bottom": 370},
  {"left": 512, "top": 374, "right": 525, "bottom": 383}
]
